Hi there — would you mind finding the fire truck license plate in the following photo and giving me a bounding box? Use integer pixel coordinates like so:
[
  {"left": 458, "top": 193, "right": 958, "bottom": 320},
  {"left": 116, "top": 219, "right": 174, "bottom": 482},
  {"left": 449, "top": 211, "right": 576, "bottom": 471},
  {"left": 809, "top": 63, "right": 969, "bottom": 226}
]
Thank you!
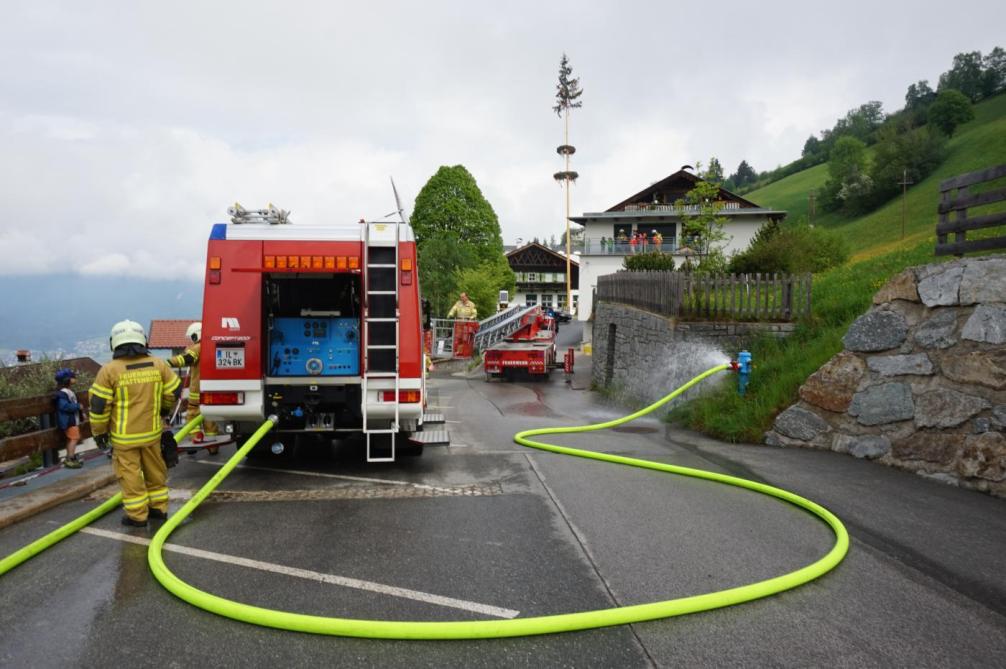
[{"left": 216, "top": 348, "right": 245, "bottom": 369}]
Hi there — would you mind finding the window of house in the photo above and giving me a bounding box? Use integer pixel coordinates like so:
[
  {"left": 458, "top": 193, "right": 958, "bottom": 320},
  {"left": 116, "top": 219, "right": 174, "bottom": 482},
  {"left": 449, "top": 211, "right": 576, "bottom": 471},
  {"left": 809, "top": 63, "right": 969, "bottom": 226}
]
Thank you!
[
  {"left": 527, "top": 272, "right": 538, "bottom": 282},
  {"left": 541, "top": 294, "right": 554, "bottom": 307},
  {"left": 557, "top": 294, "right": 567, "bottom": 309},
  {"left": 525, "top": 294, "right": 537, "bottom": 306}
]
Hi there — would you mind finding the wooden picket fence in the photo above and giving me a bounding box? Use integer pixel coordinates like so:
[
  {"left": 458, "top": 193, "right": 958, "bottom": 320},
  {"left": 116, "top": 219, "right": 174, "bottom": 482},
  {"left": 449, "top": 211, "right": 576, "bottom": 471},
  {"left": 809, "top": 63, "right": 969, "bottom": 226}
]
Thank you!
[
  {"left": 936, "top": 164, "right": 1006, "bottom": 256},
  {"left": 0, "top": 392, "right": 92, "bottom": 466},
  {"left": 596, "top": 271, "right": 812, "bottom": 321}
]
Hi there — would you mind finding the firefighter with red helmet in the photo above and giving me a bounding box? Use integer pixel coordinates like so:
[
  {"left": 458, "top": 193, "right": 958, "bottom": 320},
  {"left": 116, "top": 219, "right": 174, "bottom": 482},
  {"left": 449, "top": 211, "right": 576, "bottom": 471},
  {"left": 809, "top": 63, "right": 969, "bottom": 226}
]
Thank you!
[
  {"left": 89, "top": 320, "right": 181, "bottom": 527},
  {"left": 167, "top": 322, "right": 219, "bottom": 443}
]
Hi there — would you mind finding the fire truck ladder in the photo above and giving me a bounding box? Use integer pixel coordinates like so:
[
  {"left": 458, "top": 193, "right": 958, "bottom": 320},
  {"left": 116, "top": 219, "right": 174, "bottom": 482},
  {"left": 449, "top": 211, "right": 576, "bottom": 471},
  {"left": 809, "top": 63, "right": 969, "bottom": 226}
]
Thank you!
[
  {"left": 362, "top": 222, "right": 400, "bottom": 462},
  {"left": 472, "top": 304, "right": 539, "bottom": 351}
]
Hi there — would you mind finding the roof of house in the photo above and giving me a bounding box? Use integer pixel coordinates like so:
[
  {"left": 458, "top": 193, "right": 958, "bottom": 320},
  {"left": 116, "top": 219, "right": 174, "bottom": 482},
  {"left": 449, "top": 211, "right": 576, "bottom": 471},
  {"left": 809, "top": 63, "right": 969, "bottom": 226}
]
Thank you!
[
  {"left": 148, "top": 319, "right": 199, "bottom": 350},
  {"left": 505, "top": 242, "right": 580, "bottom": 267},
  {"left": 605, "top": 168, "right": 762, "bottom": 212}
]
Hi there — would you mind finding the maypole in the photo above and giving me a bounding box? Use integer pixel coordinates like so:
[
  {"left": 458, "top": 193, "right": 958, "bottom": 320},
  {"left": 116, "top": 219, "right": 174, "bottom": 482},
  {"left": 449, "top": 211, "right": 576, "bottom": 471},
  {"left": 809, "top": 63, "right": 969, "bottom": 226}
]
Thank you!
[{"left": 553, "top": 53, "right": 582, "bottom": 315}]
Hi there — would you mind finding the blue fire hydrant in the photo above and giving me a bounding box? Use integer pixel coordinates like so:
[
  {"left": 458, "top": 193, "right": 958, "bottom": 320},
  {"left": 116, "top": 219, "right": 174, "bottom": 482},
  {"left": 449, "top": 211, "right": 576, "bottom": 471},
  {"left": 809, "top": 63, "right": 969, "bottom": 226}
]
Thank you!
[{"left": 737, "top": 350, "right": 752, "bottom": 397}]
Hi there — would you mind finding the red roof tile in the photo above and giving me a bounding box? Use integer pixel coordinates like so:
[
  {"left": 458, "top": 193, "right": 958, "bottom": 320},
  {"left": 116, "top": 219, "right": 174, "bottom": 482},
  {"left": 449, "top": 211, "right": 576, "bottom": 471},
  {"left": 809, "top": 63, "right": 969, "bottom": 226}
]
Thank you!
[{"left": 148, "top": 319, "right": 199, "bottom": 350}]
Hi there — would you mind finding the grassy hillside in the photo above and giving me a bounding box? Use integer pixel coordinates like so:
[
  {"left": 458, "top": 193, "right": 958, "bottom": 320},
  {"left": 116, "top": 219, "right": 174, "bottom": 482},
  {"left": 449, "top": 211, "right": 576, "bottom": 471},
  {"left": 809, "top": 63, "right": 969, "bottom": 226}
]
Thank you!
[
  {"left": 746, "top": 93, "right": 1006, "bottom": 260},
  {"left": 672, "top": 94, "right": 1006, "bottom": 442}
]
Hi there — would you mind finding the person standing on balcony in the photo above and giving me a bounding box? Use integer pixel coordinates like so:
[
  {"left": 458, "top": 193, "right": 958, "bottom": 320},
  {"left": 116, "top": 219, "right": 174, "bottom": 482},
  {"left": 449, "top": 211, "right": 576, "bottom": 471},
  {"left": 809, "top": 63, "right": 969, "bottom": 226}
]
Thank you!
[
  {"left": 629, "top": 232, "right": 638, "bottom": 254},
  {"left": 599, "top": 236, "right": 607, "bottom": 254},
  {"left": 652, "top": 230, "right": 663, "bottom": 249},
  {"left": 639, "top": 230, "right": 649, "bottom": 252},
  {"left": 616, "top": 230, "right": 628, "bottom": 252}
]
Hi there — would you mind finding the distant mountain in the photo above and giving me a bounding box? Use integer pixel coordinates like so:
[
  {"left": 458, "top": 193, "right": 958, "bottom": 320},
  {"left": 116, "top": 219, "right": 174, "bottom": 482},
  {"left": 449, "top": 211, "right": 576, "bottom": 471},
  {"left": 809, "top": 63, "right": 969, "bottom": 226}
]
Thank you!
[{"left": 0, "top": 274, "right": 202, "bottom": 360}]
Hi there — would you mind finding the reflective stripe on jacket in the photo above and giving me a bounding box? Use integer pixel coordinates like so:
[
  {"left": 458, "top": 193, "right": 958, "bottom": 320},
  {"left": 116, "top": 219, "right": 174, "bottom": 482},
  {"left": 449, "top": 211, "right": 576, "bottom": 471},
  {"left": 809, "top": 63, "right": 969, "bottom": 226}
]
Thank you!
[
  {"left": 169, "top": 342, "right": 201, "bottom": 394},
  {"left": 89, "top": 356, "right": 181, "bottom": 447}
]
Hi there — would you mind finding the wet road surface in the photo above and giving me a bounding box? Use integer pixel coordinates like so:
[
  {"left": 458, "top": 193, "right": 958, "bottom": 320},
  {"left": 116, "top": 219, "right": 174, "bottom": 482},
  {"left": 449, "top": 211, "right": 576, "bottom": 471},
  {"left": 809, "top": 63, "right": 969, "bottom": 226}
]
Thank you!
[{"left": 2, "top": 323, "right": 1004, "bottom": 667}]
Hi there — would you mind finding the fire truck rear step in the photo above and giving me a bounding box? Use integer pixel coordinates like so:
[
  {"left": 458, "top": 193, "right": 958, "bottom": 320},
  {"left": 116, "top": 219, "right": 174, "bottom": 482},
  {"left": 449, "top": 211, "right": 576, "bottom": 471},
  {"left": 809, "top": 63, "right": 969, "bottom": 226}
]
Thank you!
[
  {"left": 409, "top": 430, "right": 450, "bottom": 445},
  {"left": 422, "top": 413, "right": 445, "bottom": 424}
]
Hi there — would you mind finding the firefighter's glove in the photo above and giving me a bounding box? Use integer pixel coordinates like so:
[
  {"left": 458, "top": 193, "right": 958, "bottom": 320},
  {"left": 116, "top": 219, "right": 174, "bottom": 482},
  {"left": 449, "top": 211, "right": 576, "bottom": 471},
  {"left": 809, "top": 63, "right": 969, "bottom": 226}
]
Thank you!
[
  {"left": 160, "top": 430, "right": 180, "bottom": 469},
  {"left": 94, "top": 433, "right": 110, "bottom": 449}
]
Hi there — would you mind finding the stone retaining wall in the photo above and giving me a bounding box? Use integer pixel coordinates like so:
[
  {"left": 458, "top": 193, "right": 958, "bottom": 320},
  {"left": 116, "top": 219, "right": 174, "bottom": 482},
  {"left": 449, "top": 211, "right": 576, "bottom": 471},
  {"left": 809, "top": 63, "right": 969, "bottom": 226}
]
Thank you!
[
  {"left": 765, "top": 256, "right": 1006, "bottom": 497},
  {"left": 591, "top": 301, "right": 794, "bottom": 404}
]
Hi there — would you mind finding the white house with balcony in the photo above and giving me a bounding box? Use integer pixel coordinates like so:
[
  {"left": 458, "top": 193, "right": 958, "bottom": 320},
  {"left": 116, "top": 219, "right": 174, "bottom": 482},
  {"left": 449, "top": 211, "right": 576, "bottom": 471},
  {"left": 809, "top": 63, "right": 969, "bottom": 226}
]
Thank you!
[{"left": 571, "top": 168, "right": 786, "bottom": 321}]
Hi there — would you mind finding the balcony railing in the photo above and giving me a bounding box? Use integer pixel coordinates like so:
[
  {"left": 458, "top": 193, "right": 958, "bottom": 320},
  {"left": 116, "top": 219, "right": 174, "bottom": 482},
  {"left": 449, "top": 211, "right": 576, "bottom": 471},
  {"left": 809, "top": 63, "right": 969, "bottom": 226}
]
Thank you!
[
  {"left": 581, "top": 238, "right": 682, "bottom": 255},
  {"left": 622, "top": 201, "right": 741, "bottom": 213}
]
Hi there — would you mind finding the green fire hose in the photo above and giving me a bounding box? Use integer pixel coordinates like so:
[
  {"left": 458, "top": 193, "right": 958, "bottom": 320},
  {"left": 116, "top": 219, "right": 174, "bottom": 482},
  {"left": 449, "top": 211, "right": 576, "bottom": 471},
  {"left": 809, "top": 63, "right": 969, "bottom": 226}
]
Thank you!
[{"left": 3, "top": 364, "right": 849, "bottom": 639}]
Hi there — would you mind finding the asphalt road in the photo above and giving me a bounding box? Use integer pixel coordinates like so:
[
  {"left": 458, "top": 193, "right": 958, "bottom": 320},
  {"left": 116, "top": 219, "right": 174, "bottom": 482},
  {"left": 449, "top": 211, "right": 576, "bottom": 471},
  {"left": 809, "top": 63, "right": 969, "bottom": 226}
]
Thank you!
[{"left": 1, "top": 322, "right": 1004, "bottom": 667}]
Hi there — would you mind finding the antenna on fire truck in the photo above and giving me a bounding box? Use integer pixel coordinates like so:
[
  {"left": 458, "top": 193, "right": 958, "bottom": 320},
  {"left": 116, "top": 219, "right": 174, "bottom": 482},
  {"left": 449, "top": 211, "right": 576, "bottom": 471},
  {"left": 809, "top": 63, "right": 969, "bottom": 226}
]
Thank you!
[{"left": 383, "top": 177, "right": 407, "bottom": 224}]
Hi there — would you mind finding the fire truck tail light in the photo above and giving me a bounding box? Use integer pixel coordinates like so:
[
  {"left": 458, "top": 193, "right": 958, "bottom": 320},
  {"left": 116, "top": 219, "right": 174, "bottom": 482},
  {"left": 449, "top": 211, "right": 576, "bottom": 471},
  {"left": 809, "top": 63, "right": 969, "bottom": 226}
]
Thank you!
[
  {"left": 201, "top": 391, "right": 244, "bottom": 405},
  {"left": 337, "top": 256, "right": 348, "bottom": 270},
  {"left": 209, "top": 269, "right": 221, "bottom": 285},
  {"left": 264, "top": 255, "right": 276, "bottom": 269},
  {"left": 380, "top": 390, "right": 421, "bottom": 403},
  {"left": 401, "top": 272, "right": 413, "bottom": 285},
  {"left": 209, "top": 256, "right": 222, "bottom": 270},
  {"left": 349, "top": 256, "right": 360, "bottom": 269},
  {"left": 400, "top": 258, "right": 413, "bottom": 271}
]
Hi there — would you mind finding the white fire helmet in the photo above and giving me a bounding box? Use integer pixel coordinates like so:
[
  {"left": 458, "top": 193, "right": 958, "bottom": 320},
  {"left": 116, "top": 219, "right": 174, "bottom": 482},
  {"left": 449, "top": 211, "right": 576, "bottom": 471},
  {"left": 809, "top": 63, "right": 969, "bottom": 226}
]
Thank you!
[
  {"left": 186, "top": 322, "right": 202, "bottom": 343},
  {"left": 109, "top": 320, "right": 147, "bottom": 351}
]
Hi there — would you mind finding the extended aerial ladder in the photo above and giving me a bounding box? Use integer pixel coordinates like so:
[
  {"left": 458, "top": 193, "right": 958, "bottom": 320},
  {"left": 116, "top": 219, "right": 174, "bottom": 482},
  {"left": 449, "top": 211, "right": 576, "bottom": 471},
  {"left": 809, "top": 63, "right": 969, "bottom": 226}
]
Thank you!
[{"left": 472, "top": 304, "right": 540, "bottom": 351}]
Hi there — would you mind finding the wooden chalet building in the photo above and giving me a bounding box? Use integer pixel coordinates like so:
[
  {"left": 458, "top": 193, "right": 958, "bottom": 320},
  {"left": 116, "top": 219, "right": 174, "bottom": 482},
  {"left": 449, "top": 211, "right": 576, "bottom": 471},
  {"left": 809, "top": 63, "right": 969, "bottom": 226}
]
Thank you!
[
  {"left": 570, "top": 168, "right": 786, "bottom": 321},
  {"left": 505, "top": 242, "right": 579, "bottom": 314}
]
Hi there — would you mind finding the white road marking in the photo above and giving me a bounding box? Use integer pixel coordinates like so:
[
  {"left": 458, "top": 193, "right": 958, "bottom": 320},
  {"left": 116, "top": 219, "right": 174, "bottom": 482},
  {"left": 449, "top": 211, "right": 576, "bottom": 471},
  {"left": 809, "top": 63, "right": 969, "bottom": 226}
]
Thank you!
[
  {"left": 193, "top": 460, "right": 458, "bottom": 494},
  {"left": 79, "top": 527, "right": 519, "bottom": 619}
]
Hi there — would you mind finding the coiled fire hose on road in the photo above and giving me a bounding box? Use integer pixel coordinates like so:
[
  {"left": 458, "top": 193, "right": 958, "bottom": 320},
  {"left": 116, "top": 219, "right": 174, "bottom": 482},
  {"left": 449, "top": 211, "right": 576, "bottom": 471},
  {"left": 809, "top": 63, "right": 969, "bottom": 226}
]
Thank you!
[{"left": 3, "top": 364, "right": 849, "bottom": 639}]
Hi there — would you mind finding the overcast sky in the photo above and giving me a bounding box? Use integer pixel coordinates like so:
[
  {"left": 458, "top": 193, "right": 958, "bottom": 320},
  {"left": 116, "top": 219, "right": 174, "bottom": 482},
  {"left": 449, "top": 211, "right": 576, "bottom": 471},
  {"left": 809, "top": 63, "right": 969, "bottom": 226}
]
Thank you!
[{"left": 1, "top": 0, "right": 1003, "bottom": 280}]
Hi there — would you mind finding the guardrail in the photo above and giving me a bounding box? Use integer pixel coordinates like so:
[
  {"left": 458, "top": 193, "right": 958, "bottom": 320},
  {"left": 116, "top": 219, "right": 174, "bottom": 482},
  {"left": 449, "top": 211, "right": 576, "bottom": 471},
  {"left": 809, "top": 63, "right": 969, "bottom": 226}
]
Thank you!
[
  {"left": 0, "top": 392, "right": 92, "bottom": 467},
  {"left": 596, "top": 271, "right": 812, "bottom": 322},
  {"left": 936, "top": 164, "right": 1006, "bottom": 256}
]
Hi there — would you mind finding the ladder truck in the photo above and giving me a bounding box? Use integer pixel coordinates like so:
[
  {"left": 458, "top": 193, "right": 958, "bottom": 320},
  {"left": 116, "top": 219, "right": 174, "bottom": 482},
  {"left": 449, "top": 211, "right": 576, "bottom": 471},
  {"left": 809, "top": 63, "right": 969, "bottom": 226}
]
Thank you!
[
  {"left": 478, "top": 305, "right": 574, "bottom": 381},
  {"left": 196, "top": 204, "right": 446, "bottom": 462}
]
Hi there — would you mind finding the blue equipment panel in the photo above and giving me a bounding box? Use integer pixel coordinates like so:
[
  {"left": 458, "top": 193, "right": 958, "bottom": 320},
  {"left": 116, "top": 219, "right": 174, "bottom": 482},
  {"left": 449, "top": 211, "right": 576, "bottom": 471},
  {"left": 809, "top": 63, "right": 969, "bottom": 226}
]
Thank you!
[{"left": 268, "top": 317, "right": 360, "bottom": 376}]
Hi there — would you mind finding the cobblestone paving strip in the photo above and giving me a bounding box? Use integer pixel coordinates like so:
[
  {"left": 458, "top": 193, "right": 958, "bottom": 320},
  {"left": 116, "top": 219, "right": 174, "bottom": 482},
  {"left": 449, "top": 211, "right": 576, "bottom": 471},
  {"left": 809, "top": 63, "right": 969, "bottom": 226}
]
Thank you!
[{"left": 88, "top": 482, "right": 504, "bottom": 503}]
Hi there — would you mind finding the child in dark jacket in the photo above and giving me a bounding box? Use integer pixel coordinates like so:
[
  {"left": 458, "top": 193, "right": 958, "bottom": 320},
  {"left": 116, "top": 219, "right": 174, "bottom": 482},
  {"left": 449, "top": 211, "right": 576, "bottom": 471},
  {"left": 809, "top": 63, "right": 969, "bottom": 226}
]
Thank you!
[{"left": 54, "top": 368, "right": 83, "bottom": 468}]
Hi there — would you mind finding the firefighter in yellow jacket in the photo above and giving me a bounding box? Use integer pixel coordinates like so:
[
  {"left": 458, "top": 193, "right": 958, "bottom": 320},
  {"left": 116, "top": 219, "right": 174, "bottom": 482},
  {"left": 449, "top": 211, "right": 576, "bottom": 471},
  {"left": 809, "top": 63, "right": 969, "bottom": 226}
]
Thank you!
[
  {"left": 168, "top": 322, "right": 218, "bottom": 441},
  {"left": 89, "top": 320, "right": 181, "bottom": 527}
]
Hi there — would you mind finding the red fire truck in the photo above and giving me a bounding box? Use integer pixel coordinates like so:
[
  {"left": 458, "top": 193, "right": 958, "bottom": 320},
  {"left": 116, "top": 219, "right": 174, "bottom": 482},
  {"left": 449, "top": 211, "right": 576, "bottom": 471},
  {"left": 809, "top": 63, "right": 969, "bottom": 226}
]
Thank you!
[
  {"left": 196, "top": 205, "right": 436, "bottom": 462},
  {"left": 480, "top": 305, "right": 574, "bottom": 381}
]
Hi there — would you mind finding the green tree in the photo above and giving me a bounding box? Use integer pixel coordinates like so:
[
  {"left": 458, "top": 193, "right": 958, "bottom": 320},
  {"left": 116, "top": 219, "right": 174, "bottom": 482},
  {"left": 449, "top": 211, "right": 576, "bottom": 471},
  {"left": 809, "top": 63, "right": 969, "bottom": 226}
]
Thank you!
[
  {"left": 622, "top": 252, "right": 676, "bottom": 271},
  {"left": 938, "top": 51, "right": 985, "bottom": 101},
  {"left": 675, "top": 178, "right": 727, "bottom": 269},
  {"left": 412, "top": 165, "right": 512, "bottom": 316},
  {"left": 454, "top": 262, "right": 515, "bottom": 322},
  {"left": 801, "top": 136, "right": 822, "bottom": 159},
  {"left": 866, "top": 124, "right": 947, "bottom": 207},
  {"left": 728, "top": 223, "right": 848, "bottom": 275},
  {"left": 705, "top": 157, "right": 724, "bottom": 183},
  {"left": 983, "top": 47, "right": 1006, "bottom": 96},
  {"left": 929, "top": 89, "right": 975, "bottom": 136},
  {"left": 821, "top": 136, "right": 870, "bottom": 212},
  {"left": 905, "top": 80, "right": 935, "bottom": 110}
]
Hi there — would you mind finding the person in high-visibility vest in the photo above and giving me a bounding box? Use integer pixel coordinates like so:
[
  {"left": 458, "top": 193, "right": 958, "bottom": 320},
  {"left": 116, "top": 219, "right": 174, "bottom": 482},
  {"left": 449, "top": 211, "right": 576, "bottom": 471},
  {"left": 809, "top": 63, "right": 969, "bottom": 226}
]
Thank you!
[
  {"left": 167, "top": 322, "right": 219, "bottom": 442},
  {"left": 89, "top": 320, "right": 180, "bottom": 527},
  {"left": 447, "top": 292, "right": 478, "bottom": 320}
]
